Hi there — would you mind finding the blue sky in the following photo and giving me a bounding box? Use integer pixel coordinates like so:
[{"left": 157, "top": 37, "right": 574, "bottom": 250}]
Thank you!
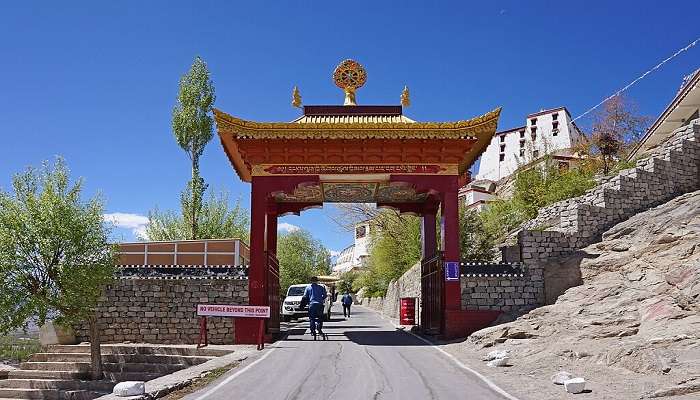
[{"left": 1, "top": 1, "right": 698, "bottom": 255}]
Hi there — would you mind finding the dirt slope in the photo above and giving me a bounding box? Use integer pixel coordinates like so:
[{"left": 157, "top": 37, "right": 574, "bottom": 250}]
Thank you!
[{"left": 450, "top": 190, "right": 700, "bottom": 399}]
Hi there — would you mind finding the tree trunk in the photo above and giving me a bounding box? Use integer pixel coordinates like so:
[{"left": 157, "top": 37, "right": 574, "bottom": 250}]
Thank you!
[{"left": 88, "top": 316, "right": 103, "bottom": 380}]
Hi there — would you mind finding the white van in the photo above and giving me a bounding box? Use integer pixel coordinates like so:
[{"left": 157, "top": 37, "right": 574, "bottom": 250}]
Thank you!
[{"left": 282, "top": 283, "right": 333, "bottom": 322}]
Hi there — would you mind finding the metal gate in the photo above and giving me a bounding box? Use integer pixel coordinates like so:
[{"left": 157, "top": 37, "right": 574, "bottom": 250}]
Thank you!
[
  {"left": 421, "top": 252, "right": 443, "bottom": 335},
  {"left": 266, "top": 251, "right": 280, "bottom": 334}
]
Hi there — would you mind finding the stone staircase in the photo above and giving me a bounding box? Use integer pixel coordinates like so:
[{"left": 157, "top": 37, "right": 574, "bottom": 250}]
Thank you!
[
  {"left": 0, "top": 344, "right": 232, "bottom": 400},
  {"left": 509, "top": 119, "right": 700, "bottom": 264}
]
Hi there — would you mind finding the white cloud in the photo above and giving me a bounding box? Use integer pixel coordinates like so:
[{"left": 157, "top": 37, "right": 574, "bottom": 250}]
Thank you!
[
  {"left": 277, "top": 222, "right": 300, "bottom": 233},
  {"left": 103, "top": 213, "right": 149, "bottom": 239}
]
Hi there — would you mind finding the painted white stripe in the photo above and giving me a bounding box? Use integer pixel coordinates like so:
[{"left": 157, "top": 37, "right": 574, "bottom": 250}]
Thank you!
[
  {"left": 361, "top": 305, "right": 521, "bottom": 400},
  {"left": 192, "top": 346, "right": 278, "bottom": 400}
]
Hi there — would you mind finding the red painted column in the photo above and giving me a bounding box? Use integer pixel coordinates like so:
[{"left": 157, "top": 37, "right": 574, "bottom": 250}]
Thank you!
[
  {"left": 421, "top": 203, "right": 438, "bottom": 259},
  {"left": 236, "top": 177, "right": 268, "bottom": 344},
  {"left": 441, "top": 176, "right": 463, "bottom": 338},
  {"left": 266, "top": 203, "right": 278, "bottom": 255}
]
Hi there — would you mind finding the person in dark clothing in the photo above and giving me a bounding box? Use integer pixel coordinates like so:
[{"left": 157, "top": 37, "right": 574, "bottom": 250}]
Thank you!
[
  {"left": 304, "top": 276, "right": 327, "bottom": 340},
  {"left": 341, "top": 292, "right": 353, "bottom": 318}
]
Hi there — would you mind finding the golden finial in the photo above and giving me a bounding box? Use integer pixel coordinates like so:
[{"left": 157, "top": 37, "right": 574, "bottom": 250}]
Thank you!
[
  {"left": 333, "top": 59, "right": 367, "bottom": 106},
  {"left": 401, "top": 85, "right": 410, "bottom": 107},
  {"left": 291, "top": 86, "right": 302, "bottom": 108}
]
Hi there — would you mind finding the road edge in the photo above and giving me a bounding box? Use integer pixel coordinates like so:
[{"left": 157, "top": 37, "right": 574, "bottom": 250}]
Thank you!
[{"left": 359, "top": 305, "right": 522, "bottom": 400}]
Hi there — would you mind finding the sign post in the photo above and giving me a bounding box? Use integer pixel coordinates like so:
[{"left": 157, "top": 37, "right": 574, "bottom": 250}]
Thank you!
[{"left": 197, "top": 305, "right": 271, "bottom": 350}]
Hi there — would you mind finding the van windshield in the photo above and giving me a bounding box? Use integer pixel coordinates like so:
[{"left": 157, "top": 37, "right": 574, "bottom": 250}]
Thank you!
[{"left": 287, "top": 286, "right": 307, "bottom": 297}]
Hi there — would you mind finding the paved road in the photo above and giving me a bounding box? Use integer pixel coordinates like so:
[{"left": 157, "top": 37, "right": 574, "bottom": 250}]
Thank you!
[{"left": 188, "top": 306, "right": 512, "bottom": 400}]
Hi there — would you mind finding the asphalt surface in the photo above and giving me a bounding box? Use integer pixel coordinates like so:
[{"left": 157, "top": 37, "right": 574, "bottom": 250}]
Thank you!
[{"left": 187, "top": 305, "right": 512, "bottom": 400}]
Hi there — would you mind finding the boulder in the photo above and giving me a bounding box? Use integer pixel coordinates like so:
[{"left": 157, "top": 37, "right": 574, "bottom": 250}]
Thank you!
[
  {"left": 564, "top": 377, "right": 586, "bottom": 394},
  {"left": 487, "top": 357, "right": 510, "bottom": 367},
  {"left": 551, "top": 371, "right": 573, "bottom": 385},
  {"left": 113, "top": 381, "right": 145, "bottom": 397},
  {"left": 483, "top": 349, "right": 509, "bottom": 361}
]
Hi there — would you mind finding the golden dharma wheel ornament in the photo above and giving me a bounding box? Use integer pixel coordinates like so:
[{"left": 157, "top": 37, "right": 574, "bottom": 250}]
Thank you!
[{"left": 333, "top": 59, "right": 367, "bottom": 106}]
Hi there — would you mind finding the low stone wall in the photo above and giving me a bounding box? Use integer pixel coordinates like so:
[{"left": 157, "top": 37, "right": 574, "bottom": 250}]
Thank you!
[
  {"left": 460, "top": 265, "right": 544, "bottom": 312},
  {"left": 75, "top": 278, "right": 249, "bottom": 345},
  {"left": 382, "top": 262, "right": 421, "bottom": 319}
]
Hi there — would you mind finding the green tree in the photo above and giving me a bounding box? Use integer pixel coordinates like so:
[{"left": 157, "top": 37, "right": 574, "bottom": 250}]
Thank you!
[
  {"left": 459, "top": 206, "right": 497, "bottom": 261},
  {"left": 0, "top": 159, "right": 116, "bottom": 380},
  {"left": 277, "top": 229, "right": 331, "bottom": 295},
  {"left": 172, "top": 56, "right": 216, "bottom": 239},
  {"left": 337, "top": 270, "right": 359, "bottom": 294},
  {"left": 145, "top": 191, "right": 249, "bottom": 241},
  {"left": 365, "top": 211, "right": 422, "bottom": 295}
]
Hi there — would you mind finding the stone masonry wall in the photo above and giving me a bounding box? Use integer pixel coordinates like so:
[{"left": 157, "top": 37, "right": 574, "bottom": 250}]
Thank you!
[
  {"left": 75, "top": 278, "right": 248, "bottom": 345},
  {"left": 382, "top": 262, "right": 421, "bottom": 319},
  {"left": 515, "top": 120, "right": 700, "bottom": 254},
  {"left": 506, "top": 119, "right": 700, "bottom": 304},
  {"left": 460, "top": 264, "right": 544, "bottom": 312}
]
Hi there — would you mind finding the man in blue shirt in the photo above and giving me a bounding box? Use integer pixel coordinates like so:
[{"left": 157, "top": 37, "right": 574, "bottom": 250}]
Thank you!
[
  {"left": 341, "top": 292, "right": 353, "bottom": 318},
  {"left": 304, "top": 276, "right": 327, "bottom": 340}
]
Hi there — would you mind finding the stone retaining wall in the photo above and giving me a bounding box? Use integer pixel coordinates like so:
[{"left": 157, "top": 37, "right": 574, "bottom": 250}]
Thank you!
[
  {"left": 513, "top": 120, "right": 700, "bottom": 256},
  {"left": 382, "top": 262, "right": 421, "bottom": 319},
  {"left": 505, "top": 119, "right": 700, "bottom": 304},
  {"left": 75, "top": 278, "right": 249, "bottom": 344}
]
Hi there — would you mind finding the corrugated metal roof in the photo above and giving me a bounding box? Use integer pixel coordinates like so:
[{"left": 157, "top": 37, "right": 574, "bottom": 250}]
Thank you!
[{"left": 292, "top": 114, "right": 415, "bottom": 124}]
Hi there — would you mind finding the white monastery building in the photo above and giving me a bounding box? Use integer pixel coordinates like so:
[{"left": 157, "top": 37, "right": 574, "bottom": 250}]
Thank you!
[
  {"left": 475, "top": 107, "right": 584, "bottom": 182},
  {"left": 332, "top": 221, "right": 372, "bottom": 275}
]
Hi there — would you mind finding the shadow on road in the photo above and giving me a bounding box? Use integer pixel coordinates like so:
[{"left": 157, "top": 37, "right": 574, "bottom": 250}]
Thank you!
[{"left": 343, "top": 330, "right": 430, "bottom": 346}]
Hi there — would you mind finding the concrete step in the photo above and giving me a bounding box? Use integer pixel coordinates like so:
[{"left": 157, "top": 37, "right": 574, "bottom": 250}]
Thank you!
[
  {"left": 102, "top": 362, "right": 185, "bottom": 374},
  {"left": 59, "top": 390, "right": 108, "bottom": 400},
  {"left": 0, "top": 388, "right": 59, "bottom": 400},
  {"left": 6, "top": 371, "right": 89, "bottom": 381},
  {"left": 0, "top": 379, "right": 115, "bottom": 392},
  {"left": 19, "top": 363, "right": 89, "bottom": 372},
  {"left": 47, "top": 345, "right": 232, "bottom": 357},
  {"left": 102, "top": 372, "right": 164, "bottom": 382},
  {"left": 31, "top": 353, "right": 214, "bottom": 365}
]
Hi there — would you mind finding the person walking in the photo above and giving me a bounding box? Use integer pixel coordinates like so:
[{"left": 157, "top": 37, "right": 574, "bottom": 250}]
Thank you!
[
  {"left": 304, "top": 276, "right": 327, "bottom": 340},
  {"left": 341, "top": 292, "right": 353, "bottom": 318}
]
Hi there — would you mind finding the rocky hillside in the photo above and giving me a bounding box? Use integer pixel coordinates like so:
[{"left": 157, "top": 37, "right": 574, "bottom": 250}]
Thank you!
[{"left": 459, "top": 190, "right": 700, "bottom": 399}]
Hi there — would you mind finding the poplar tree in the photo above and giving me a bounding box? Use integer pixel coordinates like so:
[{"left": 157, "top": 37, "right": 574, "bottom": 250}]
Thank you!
[{"left": 172, "top": 56, "right": 216, "bottom": 239}]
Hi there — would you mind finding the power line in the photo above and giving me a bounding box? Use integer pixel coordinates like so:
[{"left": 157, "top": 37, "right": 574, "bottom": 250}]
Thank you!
[{"left": 572, "top": 36, "right": 700, "bottom": 122}]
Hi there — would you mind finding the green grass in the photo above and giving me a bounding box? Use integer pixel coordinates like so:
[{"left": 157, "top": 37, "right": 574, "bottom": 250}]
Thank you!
[{"left": 0, "top": 335, "right": 42, "bottom": 363}]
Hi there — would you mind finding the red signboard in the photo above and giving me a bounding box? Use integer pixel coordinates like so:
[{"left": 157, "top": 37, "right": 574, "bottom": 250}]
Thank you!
[
  {"left": 197, "top": 304, "right": 270, "bottom": 318},
  {"left": 400, "top": 297, "right": 416, "bottom": 325}
]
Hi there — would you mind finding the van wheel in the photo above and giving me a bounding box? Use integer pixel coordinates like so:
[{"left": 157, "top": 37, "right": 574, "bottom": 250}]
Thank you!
[{"left": 282, "top": 315, "right": 291, "bottom": 322}]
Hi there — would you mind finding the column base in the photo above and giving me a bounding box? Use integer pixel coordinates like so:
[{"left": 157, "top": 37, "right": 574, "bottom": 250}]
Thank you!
[
  {"left": 233, "top": 319, "right": 277, "bottom": 344},
  {"left": 442, "top": 309, "right": 501, "bottom": 340}
]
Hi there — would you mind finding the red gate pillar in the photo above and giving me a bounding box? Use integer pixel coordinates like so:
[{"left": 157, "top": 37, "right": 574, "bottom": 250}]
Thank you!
[
  {"left": 420, "top": 207, "right": 437, "bottom": 333},
  {"left": 265, "top": 203, "right": 280, "bottom": 336},
  {"left": 236, "top": 177, "right": 268, "bottom": 344},
  {"left": 441, "top": 181, "right": 463, "bottom": 338}
]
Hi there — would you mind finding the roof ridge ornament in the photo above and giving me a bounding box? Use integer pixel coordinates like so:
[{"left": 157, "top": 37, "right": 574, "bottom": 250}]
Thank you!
[
  {"left": 333, "top": 59, "right": 367, "bottom": 106},
  {"left": 291, "top": 86, "right": 302, "bottom": 108},
  {"left": 401, "top": 86, "right": 410, "bottom": 107}
]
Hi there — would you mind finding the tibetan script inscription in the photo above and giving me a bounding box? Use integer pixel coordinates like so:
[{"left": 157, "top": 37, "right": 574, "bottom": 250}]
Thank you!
[{"left": 256, "top": 164, "right": 457, "bottom": 176}]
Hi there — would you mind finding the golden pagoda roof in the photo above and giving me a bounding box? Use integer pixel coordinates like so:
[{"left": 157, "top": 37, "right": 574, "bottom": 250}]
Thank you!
[{"left": 213, "top": 107, "right": 501, "bottom": 140}]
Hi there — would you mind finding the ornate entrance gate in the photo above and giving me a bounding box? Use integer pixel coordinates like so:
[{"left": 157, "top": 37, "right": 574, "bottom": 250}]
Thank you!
[{"left": 214, "top": 60, "right": 501, "bottom": 343}]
